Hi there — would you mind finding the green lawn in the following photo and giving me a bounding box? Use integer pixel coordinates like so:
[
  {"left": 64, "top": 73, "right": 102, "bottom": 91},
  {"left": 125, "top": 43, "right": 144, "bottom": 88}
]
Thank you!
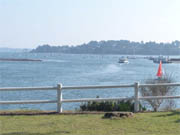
[{"left": 0, "top": 111, "right": 180, "bottom": 135}]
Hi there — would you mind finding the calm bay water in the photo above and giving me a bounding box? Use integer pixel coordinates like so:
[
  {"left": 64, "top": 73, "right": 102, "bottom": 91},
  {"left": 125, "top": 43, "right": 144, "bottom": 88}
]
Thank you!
[{"left": 0, "top": 53, "right": 180, "bottom": 110}]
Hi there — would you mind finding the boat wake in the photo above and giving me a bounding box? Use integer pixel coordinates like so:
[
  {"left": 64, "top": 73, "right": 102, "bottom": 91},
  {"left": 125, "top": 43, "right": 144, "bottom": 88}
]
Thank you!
[
  {"left": 83, "top": 64, "right": 122, "bottom": 76},
  {"left": 102, "top": 64, "right": 121, "bottom": 74},
  {"left": 43, "top": 59, "right": 67, "bottom": 63}
]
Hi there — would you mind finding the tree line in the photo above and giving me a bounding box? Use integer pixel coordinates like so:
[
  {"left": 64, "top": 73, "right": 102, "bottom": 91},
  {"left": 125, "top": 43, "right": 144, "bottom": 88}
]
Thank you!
[{"left": 31, "top": 40, "right": 180, "bottom": 55}]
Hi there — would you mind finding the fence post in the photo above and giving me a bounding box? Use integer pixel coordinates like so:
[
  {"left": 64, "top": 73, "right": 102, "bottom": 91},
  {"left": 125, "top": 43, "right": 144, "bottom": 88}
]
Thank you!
[
  {"left": 57, "top": 83, "right": 62, "bottom": 113},
  {"left": 134, "top": 82, "right": 139, "bottom": 113}
]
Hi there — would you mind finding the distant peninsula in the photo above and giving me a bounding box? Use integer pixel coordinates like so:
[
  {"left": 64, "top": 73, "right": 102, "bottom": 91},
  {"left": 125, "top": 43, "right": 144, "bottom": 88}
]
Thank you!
[
  {"left": 0, "top": 58, "right": 42, "bottom": 62},
  {"left": 31, "top": 40, "right": 180, "bottom": 55},
  {"left": 0, "top": 47, "right": 31, "bottom": 53}
]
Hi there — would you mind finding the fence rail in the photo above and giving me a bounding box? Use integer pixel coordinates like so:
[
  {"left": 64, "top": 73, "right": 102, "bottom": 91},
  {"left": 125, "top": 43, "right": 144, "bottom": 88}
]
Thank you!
[
  {"left": 0, "top": 86, "right": 57, "bottom": 91},
  {"left": 0, "top": 82, "right": 180, "bottom": 113}
]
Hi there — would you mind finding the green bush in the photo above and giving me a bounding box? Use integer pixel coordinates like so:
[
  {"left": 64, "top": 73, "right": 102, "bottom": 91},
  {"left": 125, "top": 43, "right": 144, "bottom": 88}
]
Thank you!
[{"left": 80, "top": 99, "right": 146, "bottom": 112}]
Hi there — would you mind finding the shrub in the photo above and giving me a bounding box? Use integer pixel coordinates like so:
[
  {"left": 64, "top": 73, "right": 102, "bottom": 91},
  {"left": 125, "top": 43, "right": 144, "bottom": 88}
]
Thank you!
[
  {"left": 140, "top": 73, "right": 176, "bottom": 111},
  {"left": 80, "top": 99, "right": 146, "bottom": 112}
]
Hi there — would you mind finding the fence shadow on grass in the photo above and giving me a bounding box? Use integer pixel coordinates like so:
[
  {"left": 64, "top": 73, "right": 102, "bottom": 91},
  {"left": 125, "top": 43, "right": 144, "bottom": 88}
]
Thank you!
[
  {"left": 1, "top": 131, "right": 70, "bottom": 135},
  {"left": 153, "top": 110, "right": 180, "bottom": 123},
  {"left": 175, "top": 119, "right": 180, "bottom": 123},
  {"left": 154, "top": 110, "right": 180, "bottom": 117}
]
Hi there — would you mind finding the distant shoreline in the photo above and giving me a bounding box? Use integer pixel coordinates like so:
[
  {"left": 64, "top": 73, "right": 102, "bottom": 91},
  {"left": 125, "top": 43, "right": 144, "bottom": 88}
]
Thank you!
[
  {"left": 0, "top": 58, "right": 42, "bottom": 62},
  {"left": 30, "top": 40, "right": 180, "bottom": 55}
]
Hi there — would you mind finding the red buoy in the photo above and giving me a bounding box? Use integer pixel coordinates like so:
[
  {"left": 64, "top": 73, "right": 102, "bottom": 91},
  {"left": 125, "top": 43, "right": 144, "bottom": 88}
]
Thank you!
[{"left": 156, "top": 60, "right": 163, "bottom": 77}]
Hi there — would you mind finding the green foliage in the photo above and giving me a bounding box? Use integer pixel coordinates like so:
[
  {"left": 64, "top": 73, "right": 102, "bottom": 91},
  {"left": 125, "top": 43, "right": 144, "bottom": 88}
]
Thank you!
[
  {"left": 31, "top": 40, "right": 180, "bottom": 55},
  {"left": 80, "top": 99, "right": 146, "bottom": 112}
]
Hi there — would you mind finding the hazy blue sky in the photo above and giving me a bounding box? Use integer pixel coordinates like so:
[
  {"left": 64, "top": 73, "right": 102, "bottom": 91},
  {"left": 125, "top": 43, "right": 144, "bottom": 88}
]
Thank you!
[{"left": 0, "top": 0, "right": 180, "bottom": 48}]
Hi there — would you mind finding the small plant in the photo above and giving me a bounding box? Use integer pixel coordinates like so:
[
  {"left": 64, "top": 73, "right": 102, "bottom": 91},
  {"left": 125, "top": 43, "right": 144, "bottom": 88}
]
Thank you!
[
  {"left": 80, "top": 97, "right": 146, "bottom": 112},
  {"left": 140, "top": 73, "right": 176, "bottom": 111}
]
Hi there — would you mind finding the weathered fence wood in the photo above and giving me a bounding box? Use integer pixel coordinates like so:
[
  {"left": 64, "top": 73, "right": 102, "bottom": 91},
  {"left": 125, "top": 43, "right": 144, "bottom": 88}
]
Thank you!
[
  {"left": 134, "top": 82, "right": 139, "bottom": 112},
  {"left": 0, "top": 86, "right": 57, "bottom": 91},
  {"left": 0, "top": 100, "right": 57, "bottom": 104},
  {"left": 0, "top": 82, "right": 180, "bottom": 113},
  {"left": 62, "top": 97, "right": 133, "bottom": 103},
  {"left": 57, "top": 84, "right": 62, "bottom": 113},
  {"left": 62, "top": 84, "right": 134, "bottom": 90}
]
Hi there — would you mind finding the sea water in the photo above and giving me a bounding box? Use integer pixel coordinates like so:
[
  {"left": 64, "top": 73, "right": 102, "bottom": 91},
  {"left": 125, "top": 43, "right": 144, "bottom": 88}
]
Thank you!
[{"left": 0, "top": 53, "right": 180, "bottom": 110}]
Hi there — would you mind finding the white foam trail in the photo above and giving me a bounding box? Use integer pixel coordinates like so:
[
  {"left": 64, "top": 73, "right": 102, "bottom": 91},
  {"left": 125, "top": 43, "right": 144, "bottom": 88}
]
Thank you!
[
  {"left": 102, "top": 64, "right": 121, "bottom": 74},
  {"left": 43, "top": 59, "right": 67, "bottom": 63},
  {"left": 86, "top": 64, "right": 122, "bottom": 76}
]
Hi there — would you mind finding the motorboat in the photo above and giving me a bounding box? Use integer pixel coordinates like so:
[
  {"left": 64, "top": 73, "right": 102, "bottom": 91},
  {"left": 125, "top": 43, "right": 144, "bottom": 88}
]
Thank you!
[{"left": 118, "top": 58, "right": 129, "bottom": 63}]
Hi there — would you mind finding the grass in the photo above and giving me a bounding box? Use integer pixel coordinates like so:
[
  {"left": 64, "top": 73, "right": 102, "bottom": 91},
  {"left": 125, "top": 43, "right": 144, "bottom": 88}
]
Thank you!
[{"left": 0, "top": 111, "right": 180, "bottom": 135}]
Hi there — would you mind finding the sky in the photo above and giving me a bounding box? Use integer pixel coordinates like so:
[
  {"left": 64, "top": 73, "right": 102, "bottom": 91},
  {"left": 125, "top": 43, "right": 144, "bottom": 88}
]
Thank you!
[{"left": 0, "top": 0, "right": 180, "bottom": 49}]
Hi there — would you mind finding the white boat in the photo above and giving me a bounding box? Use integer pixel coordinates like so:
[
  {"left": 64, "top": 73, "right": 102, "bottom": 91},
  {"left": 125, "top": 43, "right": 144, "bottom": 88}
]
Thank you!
[{"left": 118, "top": 58, "right": 129, "bottom": 63}]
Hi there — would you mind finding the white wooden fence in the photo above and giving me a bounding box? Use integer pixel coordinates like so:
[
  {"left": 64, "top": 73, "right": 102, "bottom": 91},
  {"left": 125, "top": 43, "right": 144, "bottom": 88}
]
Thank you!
[{"left": 0, "top": 82, "right": 180, "bottom": 113}]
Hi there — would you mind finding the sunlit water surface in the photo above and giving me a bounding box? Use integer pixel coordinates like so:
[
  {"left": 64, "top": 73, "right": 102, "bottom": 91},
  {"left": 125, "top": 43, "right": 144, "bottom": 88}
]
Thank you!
[{"left": 0, "top": 53, "right": 180, "bottom": 110}]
